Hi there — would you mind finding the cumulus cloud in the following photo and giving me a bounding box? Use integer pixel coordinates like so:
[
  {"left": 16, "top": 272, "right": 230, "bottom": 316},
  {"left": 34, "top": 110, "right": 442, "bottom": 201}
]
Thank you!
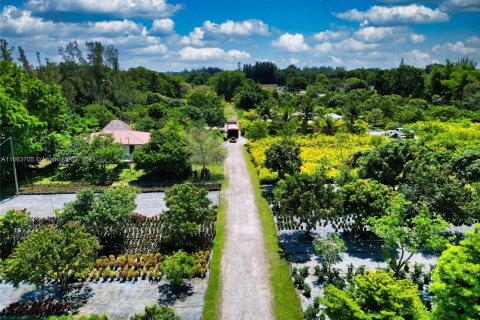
[
  {"left": 433, "top": 40, "right": 479, "bottom": 54},
  {"left": 355, "top": 26, "right": 425, "bottom": 43},
  {"left": 467, "top": 35, "right": 480, "bottom": 45},
  {"left": 313, "top": 42, "right": 334, "bottom": 54},
  {"left": 330, "top": 55, "right": 343, "bottom": 65},
  {"left": 335, "top": 4, "right": 449, "bottom": 25},
  {"left": 406, "top": 49, "right": 432, "bottom": 64},
  {"left": 271, "top": 33, "right": 310, "bottom": 52},
  {"left": 1, "top": 5, "right": 56, "bottom": 36},
  {"left": 1, "top": 6, "right": 147, "bottom": 38},
  {"left": 178, "top": 47, "right": 251, "bottom": 61},
  {"left": 440, "top": 0, "right": 480, "bottom": 12},
  {"left": 313, "top": 30, "right": 349, "bottom": 41},
  {"left": 180, "top": 27, "right": 205, "bottom": 46},
  {"left": 203, "top": 19, "right": 269, "bottom": 36},
  {"left": 150, "top": 18, "right": 174, "bottom": 35},
  {"left": 337, "top": 38, "right": 379, "bottom": 51},
  {"left": 134, "top": 44, "right": 168, "bottom": 54},
  {"left": 26, "top": 0, "right": 181, "bottom": 18},
  {"left": 288, "top": 57, "right": 299, "bottom": 65}
]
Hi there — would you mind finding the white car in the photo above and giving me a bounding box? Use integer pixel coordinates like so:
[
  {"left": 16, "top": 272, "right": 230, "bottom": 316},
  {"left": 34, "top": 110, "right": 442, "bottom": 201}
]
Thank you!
[{"left": 385, "top": 127, "right": 414, "bottom": 138}]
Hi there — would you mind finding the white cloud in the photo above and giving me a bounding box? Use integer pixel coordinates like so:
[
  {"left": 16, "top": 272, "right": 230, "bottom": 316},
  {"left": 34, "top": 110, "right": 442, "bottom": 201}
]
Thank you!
[
  {"left": 336, "top": 5, "right": 449, "bottom": 25},
  {"left": 410, "top": 33, "right": 426, "bottom": 43},
  {"left": 355, "top": 26, "right": 425, "bottom": 43},
  {"left": 150, "top": 18, "right": 174, "bottom": 35},
  {"left": 467, "top": 35, "right": 480, "bottom": 45},
  {"left": 271, "top": 33, "right": 310, "bottom": 53},
  {"left": 288, "top": 57, "right": 299, "bottom": 65},
  {"left": 407, "top": 49, "right": 432, "bottom": 64},
  {"left": 313, "top": 42, "right": 334, "bottom": 54},
  {"left": 433, "top": 40, "right": 478, "bottom": 54},
  {"left": 89, "top": 20, "right": 145, "bottom": 35},
  {"left": 336, "top": 38, "right": 379, "bottom": 51},
  {"left": 1, "top": 5, "right": 55, "bottom": 36},
  {"left": 440, "top": 0, "right": 480, "bottom": 12},
  {"left": 26, "top": 0, "right": 181, "bottom": 18},
  {"left": 313, "top": 30, "right": 349, "bottom": 41},
  {"left": 134, "top": 44, "right": 168, "bottom": 54},
  {"left": 180, "top": 27, "right": 205, "bottom": 46},
  {"left": 178, "top": 47, "right": 251, "bottom": 61},
  {"left": 203, "top": 19, "right": 269, "bottom": 36},
  {"left": 330, "top": 55, "right": 343, "bottom": 65}
]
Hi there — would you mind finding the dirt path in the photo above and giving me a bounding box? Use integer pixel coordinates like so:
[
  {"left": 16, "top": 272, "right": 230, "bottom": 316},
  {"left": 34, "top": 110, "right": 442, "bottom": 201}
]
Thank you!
[{"left": 220, "top": 137, "right": 274, "bottom": 320}]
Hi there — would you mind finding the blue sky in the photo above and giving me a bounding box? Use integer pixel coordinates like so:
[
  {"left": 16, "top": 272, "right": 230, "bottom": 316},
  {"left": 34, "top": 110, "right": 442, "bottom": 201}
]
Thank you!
[{"left": 1, "top": 0, "right": 479, "bottom": 71}]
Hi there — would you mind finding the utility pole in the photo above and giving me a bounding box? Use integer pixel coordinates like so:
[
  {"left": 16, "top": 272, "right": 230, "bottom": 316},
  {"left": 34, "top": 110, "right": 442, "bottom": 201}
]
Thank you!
[{"left": 0, "top": 137, "right": 19, "bottom": 196}]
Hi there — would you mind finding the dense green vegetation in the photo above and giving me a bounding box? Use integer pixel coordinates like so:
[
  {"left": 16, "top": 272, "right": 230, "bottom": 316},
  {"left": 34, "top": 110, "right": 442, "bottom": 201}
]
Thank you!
[{"left": 1, "top": 38, "right": 480, "bottom": 319}]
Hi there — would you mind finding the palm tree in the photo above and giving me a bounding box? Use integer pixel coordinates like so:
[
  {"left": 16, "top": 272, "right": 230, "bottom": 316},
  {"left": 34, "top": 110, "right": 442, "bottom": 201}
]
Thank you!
[
  {"left": 312, "top": 116, "right": 341, "bottom": 135},
  {"left": 294, "top": 96, "right": 317, "bottom": 134}
]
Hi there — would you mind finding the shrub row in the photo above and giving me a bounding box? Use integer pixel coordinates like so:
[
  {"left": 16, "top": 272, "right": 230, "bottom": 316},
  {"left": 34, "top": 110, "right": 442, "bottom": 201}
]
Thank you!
[{"left": 19, "top": 182, "right": 221, "bottom": 195}]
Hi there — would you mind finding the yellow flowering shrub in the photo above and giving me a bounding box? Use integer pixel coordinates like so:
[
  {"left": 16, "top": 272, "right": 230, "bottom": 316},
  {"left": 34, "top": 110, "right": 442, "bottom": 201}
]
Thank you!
[
  {"left": 408, "top": 121, "right": 480, "bottom": 153},
  {"left": 247, "top": 133, "right": 375, "bottom": 183}
]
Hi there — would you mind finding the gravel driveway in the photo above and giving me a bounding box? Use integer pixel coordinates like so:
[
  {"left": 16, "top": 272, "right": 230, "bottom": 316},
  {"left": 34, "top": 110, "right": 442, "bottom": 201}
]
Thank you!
[{"left": 220, "top": 138, "right": 273, "bottom": 320}]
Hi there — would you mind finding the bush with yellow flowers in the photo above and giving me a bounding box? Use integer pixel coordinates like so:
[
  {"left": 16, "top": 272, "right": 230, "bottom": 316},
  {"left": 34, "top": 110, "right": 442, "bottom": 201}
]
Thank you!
[{"left": 247, "top": 133, "right": 376, "bottom": 183}]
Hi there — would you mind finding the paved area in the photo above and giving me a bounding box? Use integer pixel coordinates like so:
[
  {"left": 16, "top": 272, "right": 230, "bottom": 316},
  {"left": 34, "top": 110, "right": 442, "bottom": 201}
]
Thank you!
[
  {"left": 220, "top": 137, "right": 274, "bottom": 320},
  {"left": 0, "top": 191, "right": 220, "bottom": 217},
  {"left": 0, "top": 278, "right": 207, "bottom": 320}
]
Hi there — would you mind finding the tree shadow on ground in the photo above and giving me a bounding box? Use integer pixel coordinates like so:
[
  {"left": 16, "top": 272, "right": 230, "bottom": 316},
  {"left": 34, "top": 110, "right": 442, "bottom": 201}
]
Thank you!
[
  {"left": 157, "top": 282, "right": 193, "bottom": 305},
  {"left": 1, "top": 284, "right": 93, "bottom": 315}
]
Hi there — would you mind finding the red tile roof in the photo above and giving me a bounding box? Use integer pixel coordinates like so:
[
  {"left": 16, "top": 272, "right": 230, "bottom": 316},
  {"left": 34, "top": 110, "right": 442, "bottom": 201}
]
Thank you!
[{"left": 91, "top": 130, "right": 151, "bottom": 145}]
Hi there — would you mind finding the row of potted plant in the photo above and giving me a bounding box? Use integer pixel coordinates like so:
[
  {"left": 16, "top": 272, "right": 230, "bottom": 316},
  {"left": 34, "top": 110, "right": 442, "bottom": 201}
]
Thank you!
[
  {"left": 19, "top": 182, "right": 221, "bottom": 195},
  {"left": 78, "top": 251, "right": 211, "bottom": 282}
]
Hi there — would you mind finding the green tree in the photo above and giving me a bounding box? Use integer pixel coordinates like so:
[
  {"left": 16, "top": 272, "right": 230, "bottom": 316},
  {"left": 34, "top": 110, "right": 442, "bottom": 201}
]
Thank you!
[
  {"left": 294, "top": 95, "right": 317, "bottom": 134},
  {"left": 0, "top": 209, "right": 31, "bottom": 259},
  {"left": 286, "top": 77, "right": 308, "bottom": 92},
  {"left": 430, "top": 225, "right": 480, "bottom": 320},
  {"left": 401, "top": 159, "right": 476, "bottom": 225},
  {"left": 185, "top": 89, "right": 225, "bottom": 126},
  {"left": 265, "top": 139, "right": 302, "bottom": 179},
  {"left": 162, "top": 184, "right": 216, "bottom": 248},
  {"left": 338, "top": 179, "right": 393, "bottom": 230},
  {"left": 4, "top": 222, "right": 100, "bottom": 290},
  {"left": 322, "top": 270, "right": 429, "bottom": 320},
  {"left": 134, "top": 128, "right": 191, "bottom": 178},
  {"left": 450, "top": 149, "right": 480, "bottom": 183},
  {"left": 314, "top": 233, "right": 346, "bottom": 274},
  {"left": 188, "top": 126, "right": 226, "bottom": 172},
  {"left": 56, "top": 134, "right": 125, "bottom": 184},
  {"left": 130, "top": 305, "right": 180, "bottom": 320},
  {"left": 212, "top": 70, "right": 246, "bottom": 101},
  {"left": 83, "top": 104, "right": 115, "bottom": 128},
  {"left": 273, "top": 172, "right": 335, "bottom": 237},
  {"left": 233, "top": 82, "right": 268, "bottom": 110},
  {"left": 368, "top": 194, "right": 447, "bottom": 276},
  {"left": 357, "top": 139, "right": 416, "bottom": 186},
  {"left": 57, "top": 187, "right": 138, "bottom": 237},
  {"left": 312, "top": 116, "right": 341, "bottom": 135},
  {"left": 244, "top": 120, "right": 268, "bottom": 140},
  {"left": 161, "top": 250, "right": 197, "bottom": 285}
]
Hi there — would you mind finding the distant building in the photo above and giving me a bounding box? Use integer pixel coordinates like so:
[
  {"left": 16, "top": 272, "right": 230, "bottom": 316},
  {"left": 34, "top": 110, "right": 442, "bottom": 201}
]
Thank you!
[
  {"left": 324, "top": 113, "right": 343, "bottom": 121},
  {"left": 91, "top": 120, "right": 151, "bottom": 159}
]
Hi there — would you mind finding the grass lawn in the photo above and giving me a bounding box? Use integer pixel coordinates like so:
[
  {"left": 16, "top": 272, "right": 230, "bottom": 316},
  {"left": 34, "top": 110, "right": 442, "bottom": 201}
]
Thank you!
[
  {"left": 243, "top": 147, "right": 303, "bottom": 320},
  {"left": 23, "top": 162, "right": 224, "bottom": 187},
  {"left": 202, "top": 171, "right": 227, "bottom": 320}
]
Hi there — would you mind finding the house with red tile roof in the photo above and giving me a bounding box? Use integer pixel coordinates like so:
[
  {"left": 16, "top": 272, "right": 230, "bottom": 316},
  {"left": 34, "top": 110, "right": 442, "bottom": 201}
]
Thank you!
[{"left": 90, "top": 120, "right": 151, "bottom": 159}]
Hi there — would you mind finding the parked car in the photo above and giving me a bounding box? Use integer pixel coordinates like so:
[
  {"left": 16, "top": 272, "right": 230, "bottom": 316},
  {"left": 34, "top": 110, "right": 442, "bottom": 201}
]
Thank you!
[{"left": 386, "top": 128, "right": 414, "bottom": 139}]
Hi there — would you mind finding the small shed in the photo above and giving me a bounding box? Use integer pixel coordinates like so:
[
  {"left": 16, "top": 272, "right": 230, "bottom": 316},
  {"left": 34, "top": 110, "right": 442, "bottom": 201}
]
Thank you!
[{"left": 91, "top": 120, "right": 151, "bottom": 158}]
